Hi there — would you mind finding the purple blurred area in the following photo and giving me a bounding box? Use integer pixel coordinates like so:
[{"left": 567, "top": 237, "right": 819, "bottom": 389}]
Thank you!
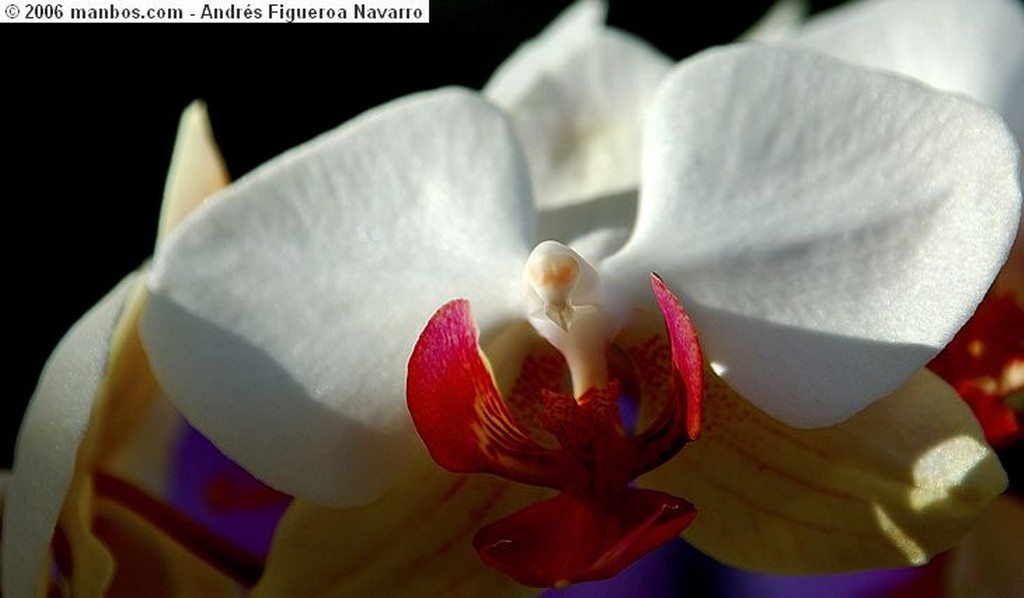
[{"left": 169, "top": 425, "right": 290, "bottom": 558}]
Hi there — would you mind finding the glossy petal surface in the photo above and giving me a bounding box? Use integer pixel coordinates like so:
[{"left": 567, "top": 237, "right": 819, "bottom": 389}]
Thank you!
[
  {"left": 605, "top": 45, "right": 1021, "bottom": 427},
  {"left": 640, "top": 370, "right": 1007, "bottom": 572},
  {"left": 143, "top": 89, "right": 535, "bottom": 506},
  {"left": 791, "top": 0, "right": 1024, "bottom": 133}
]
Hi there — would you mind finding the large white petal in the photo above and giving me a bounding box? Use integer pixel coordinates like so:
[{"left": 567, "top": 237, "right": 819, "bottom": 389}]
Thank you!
[
  {"left": 2, "top": 274, "right": 138, "bottom": 598},
  {"left": 604, "top": 46, "right": 1021, "bottom": 427},
  {"left": 789, "top": 0, "right": 1024, "bottom": 127},
  {"left": 142, "top": 88, "right": 535, "bottom": 507},
  {"left": 485, "top": 0, "right": 671, "bottom": 211}
]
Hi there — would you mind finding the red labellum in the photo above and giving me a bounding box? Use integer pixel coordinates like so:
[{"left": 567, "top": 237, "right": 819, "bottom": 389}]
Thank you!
[{"left": 406, "top": 276, "right": 703, "bottom": 587}]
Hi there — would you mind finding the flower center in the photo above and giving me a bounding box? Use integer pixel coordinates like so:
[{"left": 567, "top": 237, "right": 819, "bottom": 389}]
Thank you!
[
  {"left": 522, "top": 241, "right": 618, "bottom": 398},
  {"left": 407, "top": 250, "right": 705, "bottom": 587}
]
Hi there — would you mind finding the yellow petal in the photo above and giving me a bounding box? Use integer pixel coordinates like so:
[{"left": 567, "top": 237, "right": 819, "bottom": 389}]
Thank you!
[
  {"left": 56, "top": 102, "right": 231, "bottom": 595},
  {"left": 157, "top": 101, "right": 229, "bottom": 242},
  {"left": 3, "top": 274, "right": 142, "bottom": 598},
  {"left": 947, "top": 493, "right": 1024, "bottom": 597},
  {"left": 253, "top": 451, "right": 551, "bottom": 597},
  {"left": 57, "top": 276, "right": 161, "bottom": 597},
  {"left": 639, "top": 369, "right": 1008, "bottom": 573}
]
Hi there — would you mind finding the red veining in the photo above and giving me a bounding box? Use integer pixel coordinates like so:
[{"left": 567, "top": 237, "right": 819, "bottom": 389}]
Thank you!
[
  {"left": 91, "top": 470, "right": 264, "bottom": 588},
  {"left": 406, "top": 276, "right": 704, "bottom": 587}
]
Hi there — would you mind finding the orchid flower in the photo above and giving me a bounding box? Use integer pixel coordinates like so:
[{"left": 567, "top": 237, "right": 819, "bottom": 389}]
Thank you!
[
  {"left": 131, "top": 39, "right": 1021, "bottom": 592},
  {"left": 3, "top": 8, "right": 1022, "bottom": 598}
]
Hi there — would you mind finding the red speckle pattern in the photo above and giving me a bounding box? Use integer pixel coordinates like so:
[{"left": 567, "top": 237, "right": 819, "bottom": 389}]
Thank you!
[
  {"left": 406, "top": 277, "right": 704, "bottom": 587},
  {"left": 928, "top": 293, "right": 1023, "bottom": 448}
]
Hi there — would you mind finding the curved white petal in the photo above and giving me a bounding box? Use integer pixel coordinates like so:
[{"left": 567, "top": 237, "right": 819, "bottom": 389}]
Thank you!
[
  {"left": 142, "top": 88, "right": 535, "bottom": 507},
  {"left": 604, "top": 46, "right": 1021, "bottom": 427},
  {"left": 2, "top": 274, "right": 138, "bottom": 598},
  {"left": 789, "top": 0, "right": 1024, "bottom": 127},
  {"left": 484, "top": 0, "right": 607, "bottom": 108},
  {"left": 485, "top": 0, "right": 671, "bottom": 210}
]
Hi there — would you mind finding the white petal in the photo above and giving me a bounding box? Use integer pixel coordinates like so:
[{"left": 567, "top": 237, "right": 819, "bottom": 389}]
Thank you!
[
  {"left": 536, "top": 189, "right": 637, "bottom": 262},
  {"left": 484, "top": 0, "right": 607, "bottom": 107},
  {"left": 142, "top": 88, "right": 535, "bottom": 507},
  {"left": 2, "top": 274, "right": 138, "bottom": 598},
  {"left": 485, "top": 0, "right": 671, "bottom": 210},
  {"left": 604, "top": 46, "right": 1021, "bottom": 427},
  {"left": 789, "top": 0, "right": 1024, "bottom": 126}
]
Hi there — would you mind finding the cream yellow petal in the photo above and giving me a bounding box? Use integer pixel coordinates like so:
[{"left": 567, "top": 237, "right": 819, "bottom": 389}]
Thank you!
[
  {"left": 2, "top": 274, "right": 140, "bottom": 598},
  {"left": 157, "top": 101, "right": 229, "bottom": 242},
  {"left": 253, "top": 451, "right": 551, "bottom": 597},
  {"left": 740, "top": 0, "right": 809, "bottom": 42},
  {"left": 639, "top": 369, "right": 1007, "bottom": 573},
  {"left": 947, "top": 493, "right": 1024, "bottom": 597},
  {"left": 58, "top": 275, "right": 160, "bottom": 597},
  {"left": 61, "top": 101, "right": 230, "bottom": 595},
  {"left": 5, "top": 102, "right": 230, "bottom": 597},
  {"left": 89, "top": 493, "right": 241, "bottom": 597}
]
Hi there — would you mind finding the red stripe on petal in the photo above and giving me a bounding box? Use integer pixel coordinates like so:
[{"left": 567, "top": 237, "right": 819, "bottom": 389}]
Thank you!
[
  {"left": 650, "top": 274, "right": 704, "bottom": 441},
  {"left": 474, "top": 489, "right": 695, "bottom": 588},
  {"left": 407, "top": 300, "right": 570, "bottom": 489}
]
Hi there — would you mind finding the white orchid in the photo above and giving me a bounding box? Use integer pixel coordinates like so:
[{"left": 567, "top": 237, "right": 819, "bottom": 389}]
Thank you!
[
  {"left": 3, "top": 2, "right": 1022, "bottom": 595},
  {"left": 139, "top": 39, "right": 1017, "bottom": 588}
]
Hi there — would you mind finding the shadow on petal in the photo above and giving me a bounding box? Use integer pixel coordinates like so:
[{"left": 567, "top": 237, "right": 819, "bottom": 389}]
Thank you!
[
  {"left": 142, "top": 293, "right": 419, "bottom": 508},
  {"left": 680, "top": 301, "right": 938, "bottom": 428},
  {"left": 638, "top": 369, "right": 1007, "bottom": 573}
]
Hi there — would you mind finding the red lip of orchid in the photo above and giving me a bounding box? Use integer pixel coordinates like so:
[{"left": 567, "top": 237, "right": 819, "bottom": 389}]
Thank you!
[{"left": 407, "top": 272, "right": 703, "bottom": 588}]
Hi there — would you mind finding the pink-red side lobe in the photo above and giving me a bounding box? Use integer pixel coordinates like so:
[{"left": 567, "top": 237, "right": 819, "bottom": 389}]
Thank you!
[
  {"left": 651, "top": 273, "right": 704, "bottom": 441},
  {"left": 406, "top": 277, "right": 704, "bottom": 587},
  {"left": 407, "top": 300, "right": 570, "bottom": 489}
]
